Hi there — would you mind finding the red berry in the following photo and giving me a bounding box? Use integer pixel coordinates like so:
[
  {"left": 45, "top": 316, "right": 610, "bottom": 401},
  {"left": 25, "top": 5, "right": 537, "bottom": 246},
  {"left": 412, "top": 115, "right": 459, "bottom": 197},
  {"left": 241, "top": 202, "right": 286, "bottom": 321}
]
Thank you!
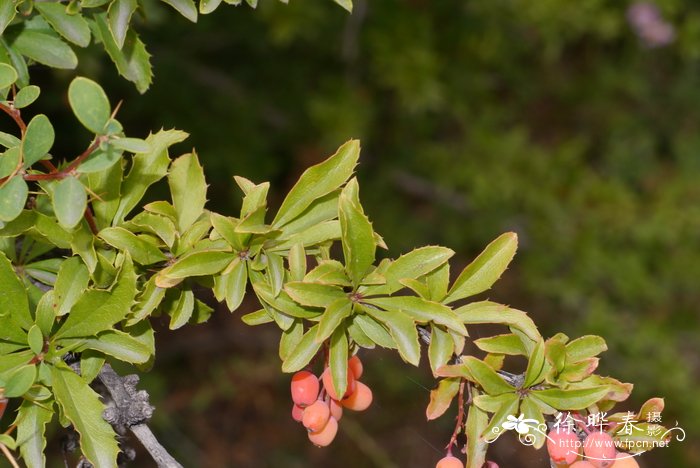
[
  {"left": 546, "top": 428, "right": 580, "bottom": 465},
  {"left": 308, "top": 416, "right": 338, "bottom": 447},
  {"left": 348, "top": 355, "right": 363, "bottom": 379},
  {"left": 291, "top": 371, "right": 319, "bottom": 407},
  {"left": 610, "top": 452, "right": 640, "bottom": 467},
  {"left": 341, "top": 381, "right": 373, "bottom": 411},
  {"left": 329, "top": 398, "right": 343, "bottom": 421},
  {"left": 583, "top": 431, "right": 616, "bottom": 468},
  {"left": 302, "top": 400, "right": 331, "bottom": 433},
  {"left": 321, "top": 368, "right": 355, "bottom": 400},
  {"left": 436, "top": 455, "right": 462, "bottom": 468},
  {"left": 291, "top": 403, "right": 304, "bottom": 422}
]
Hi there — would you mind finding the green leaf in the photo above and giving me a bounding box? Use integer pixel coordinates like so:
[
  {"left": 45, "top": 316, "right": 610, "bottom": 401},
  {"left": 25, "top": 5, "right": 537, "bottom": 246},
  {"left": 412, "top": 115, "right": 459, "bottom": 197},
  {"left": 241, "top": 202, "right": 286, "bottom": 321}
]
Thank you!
[
  {"left": 303, "top": 260, "right": 350, "bottom": 286},
  {"left": 199, "top": 0, "right": 223, "bottom": 14},
  {"left": 520, "top": 397, "right": 546, "bottom": 449},
  {"left": 284, "top": 281, "right": 346, "bottom": 308},
  {"left": 214, "top": 258, "right": 247, "bottom": 311},
  {"left": 0, "top": 132, "right": 20, "bottom": 149},
  {"left": 169, "top": 289, "right": 194, "bottom": 330},
  {"left": 384, "top": 246, "right": 454, "bottom": 294},
  {"left": 53, "top": 176, "right": 87, "bottom": 229},
  {"left": 363, "top": 306, "right": 420, "bottom": 365},
  {"left": 0, "top": 1, "right": 16, "bottom": 36},
  {"left": 316, "top": 298, "right": 352, "bottom": 343},
  {"left": 94, "top": 13, "right": 152, "bottom": 93},
  {"left": 35, "top": 3, "right": 91, "bottom": 47},
  {"left": 108, "top": 0, "right": 137, "bottom": 49},
  {"left": 78, "top": 330, "right": 151, "bottom": 364},
  {"left": 252, "top": 282, "right": 321, "bottom": 319},
  {"left": 566, "top": 335, "right": 608, "bottom": 361},
  {"left": 329, "top": 326, "right": 349, "bottom": 398},
  {"left": 114, "top": 129, "right": 189, "bottom": 223},
  {"left": 162, "top": 0, "right": 198, "bottom": 22},
  {"left": 529, "top": 386, "right": 611, "bottom": 411},
  {"left": 241, "top": 309, "right": 273, "bottom": 326},
  {"left": 168, "top": 152, "right": 207, "bottom": 232},
  {"left": 13, "top": 84, "right": 40, "bottom": 108},
  {"left": 426, "top": 377, "right": 460, "bottom": 420},
  {"left": 128, "top": 211, "right": 177, "bottom": 247},
  {"left": 465, "top": 400, "right": 489, "bottom": 468},
  {"left": 279, "top": 319, "right": 303, "bottom": 361},
  {"left": 333, "top": 0, "right": 353, "bottom": 13},
  {"left": 68, "top": 77, "right": 111, "bottom": 134},
  {"left": 99, "top": 227, "right": 167, "bottom": 265},
  {"left": 0, "top": 62, "right": 17, "bottom": 88},
  {"left": 16, "top": 400, "right": 53, "bottom": 468},
  {"left": 339, "top": 180, "right": 375, "bottom": 286},
  {"left": 125, "top": 277, "right": 165, "bottom": 325},
  {"left": 273, "top": 140, "right": 359, "bottom": 227},
  {"left": 35, "top": 291, "right": 56, "bottom": 337},
  {"left": 456, "top": 301, "right": 541, "bottom": 342},
  {"left": 481, "top": 393, "right": 520, "bottom": 442},
  {"left": 461, "top": 356, "right": 515, "bottom": 395},
  {"left": 288, "top": 243, "right": 306, "bottom": 281},
  {"left": 353, "top": 313, "right": 396, "bottom": 349},
  {"left": 474, "top": 334, "right": 527, "bottom": 356},
  {"left": 523, "top": 338, "right": 547, "bottom": 388},
  {"left": 281, "top": 324, "right": 323, "bottom": 373},
  {"left": 0, "top": 251, "right": 31, "bottom": 331},
  {"left": 111, "top": 137, "right": 151, "bottom": 153},
  {"left": 428, "top": 325, "right": 453, "bottom": 376},
  {"left": 54, "top": 256, "right": 136, "bottom": 339},
  {"left": 51, "top": 365, "right": 119, "bottom": 468},
  {"left": 444, "top": 232, "right": 518, "bottom": 304},
  {"left": 4, "top": 364, "right": 36, "bottom": 397},
  {"left": 0, "top": 176, "right": 28, "bottom": 223},
  {"left": 22, "top": 114, "right": 54, "bottom": 167},
  {"left": 365, "top": 296, "right": 467, "bottom": 336},
  {"left": 156, "top": 251, "right": 235, "bottom": 287},
  {"left": 7, "top": 27, "right": 78, "bottom": 69},
  {"left": 27, "top": 325, "right": 43, "bottom": 355}
]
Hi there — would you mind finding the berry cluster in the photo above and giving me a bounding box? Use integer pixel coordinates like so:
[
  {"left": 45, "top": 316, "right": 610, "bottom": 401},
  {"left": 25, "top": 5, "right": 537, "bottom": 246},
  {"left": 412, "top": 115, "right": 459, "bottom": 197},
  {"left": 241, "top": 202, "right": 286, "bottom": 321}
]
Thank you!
[
  {"left": 289, "top": 355, "right": 373, "bottom": 447},
  {"left": 547, "top": 428, "right": 640, "bottom": 468}
]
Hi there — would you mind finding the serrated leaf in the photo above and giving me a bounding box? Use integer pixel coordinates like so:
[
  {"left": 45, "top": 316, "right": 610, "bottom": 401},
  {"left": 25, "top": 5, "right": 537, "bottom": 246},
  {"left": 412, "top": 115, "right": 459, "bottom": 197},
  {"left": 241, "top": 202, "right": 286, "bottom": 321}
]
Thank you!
[
  {"left": 99, "top": 227, "right": 167, "bottom": 265},
  {"left": 303, "top": 260, "right": 350, "bottom": 286},
  {"left": 316, "top": 298, "right": 352, "bottom": 343},
  {"left": 385, "top": 246, "right": 454, "bottom": 294},
  {"left": 168, "top": 152, "right": 207, "bottom": 232},
  {"left": 566, "top": 335, "right": 608, "bottom": 361},
  {"left": 281, "top": 324, "right": 322, "bottom": 372},
  {"left": 529, "top": 386, "right": 611, "bottom": 411},
  {"left": 426, "top": 377, "right": 459, "bottom": 420},
  {"left": 7, "top": 27, "right": 78, "bottom": 69},
  {"left": 339, "top": 180, "right": 375, "bottom": 286},
  {"left": 353, "top": 313, "right": 396, "bottom": 349},
  {"left": 54, "top": 256, "right": 136, "bottom": 339},
  {"left": 22, "top": 114, "right": 54, "bottom": 167},
  {"left": 284, "top": 281, "right": 346, "bottom": 308},
  {"left": 456, "top": 301, "right": 540, "bottom": 342},
  {"left": 363, "top": 306, "right": 419, "bottom": 365},
  {"left": 68, "top": 77, "right": 111, "bottom": 134},
  {"left": 53, "top": 176, "right": 87, "bottom": 229},
  {"left": 329, "top": 326, "right": 349, "bottom": 398},
  {"left": 108, "top": 0, "right": 137, "bottom": 49},
  {"left": 15, "top": 400, "right": 53, "bottom": 468},
  {"left": 523, "top": 338, "right": 547, "bottom": 387},
  {"left": 273, "top": 139, "right": 359, "bottom": 228},
  {"left": 461, "top": 356, "right": 515, "bottom": 395},
  {"left": 474, "top": 334, "right": 527, "bottom": 356},
  {"left": 51, "top": 365, "right": 119, "bottom": 467},
  {"left": 365, "top": 296, "right": 467, "bottom": 336},
  {"left": 13, "top": 84, "right": 40, "bottom": 108},
  {"left": 35, "top": 3, "right": 91, "bottom": 47},
  {"left": 111, "top": 137, "right": 151, "bottom": 153},
  {"left": 445, "top": 232, "right": 518, "bottom": 304},
  {"left": 94, "top": 13, "right": 151, "bottom": 93},
  {"left": 0, "top": 176, "right": 28, "bottom": 223},
  {"left": 128, "top": 211, "right": 177, "bottom": 247},
  {"left": 545, "top": 338, "right": 567, "bottom": 374},
  {"left": 428, "top": 325, "right": 453, "bottom": 376},
  {"left": 162, "top": 0, "right": 198, "bottom": 22},
  {"left": 0, "top": 62, "right": 17, "bottom": 88}
]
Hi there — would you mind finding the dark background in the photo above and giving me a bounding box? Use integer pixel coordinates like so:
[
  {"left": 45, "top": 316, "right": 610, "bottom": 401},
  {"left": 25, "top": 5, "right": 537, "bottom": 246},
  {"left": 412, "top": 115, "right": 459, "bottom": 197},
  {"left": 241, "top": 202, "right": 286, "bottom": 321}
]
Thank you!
[{"left": 21, "top": 0, "right": 700, "bottom": 466}]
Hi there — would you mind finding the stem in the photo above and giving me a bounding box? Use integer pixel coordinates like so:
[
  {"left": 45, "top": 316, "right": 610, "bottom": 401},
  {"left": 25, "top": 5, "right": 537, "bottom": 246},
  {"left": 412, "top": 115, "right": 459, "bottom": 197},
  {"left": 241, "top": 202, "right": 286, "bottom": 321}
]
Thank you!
[
  {"left": 84, "top": 206, "right": 98, "bottom": 235},
  {"left": 446, "top": 380, "right": 466, "bottom": 450},
  {"left": 0, "top": 443, "right": 19, "bottom": 468},
  {"left": 0, "top": 102, "right": 26, "bottom": 134}
]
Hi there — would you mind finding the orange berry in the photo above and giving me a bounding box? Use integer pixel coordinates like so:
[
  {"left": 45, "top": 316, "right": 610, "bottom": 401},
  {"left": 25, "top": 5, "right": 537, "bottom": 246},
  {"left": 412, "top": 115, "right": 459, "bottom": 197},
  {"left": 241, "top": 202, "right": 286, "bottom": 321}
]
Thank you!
[
  {"left": 291, "top": 403, "right": 304, "bottom": 422},
  {"left": 348, "top": 355, "right": 363, "bottom": 379},
  {"left": 546, "top": 428, "right": 580, "bottom": 465},
  {"left": 321, "top": 368, "right": 355, "bottom": 400},
  {"left": 329, "top": 398, "right": 343, "bottom": 421},
  {"left": 302, "top": 400, "right": 331, "bottom": 433},
  {"left": 583, "top": 431, "right": 616, "bottom": 468},
  {"left": 610, "top": 452, "right": 640, "bottom": 468},
  {"left": 308, "top": 416, "right": 338, "bottom": 447},
  {"left": 341, "top": 381, "right": 373, "bottom": 411},
  {"left": 436, "top": 455, "right": 462, "bottom": 468},
  {"left": 291, "top": 371, "right": 319, "bottom": 407}
]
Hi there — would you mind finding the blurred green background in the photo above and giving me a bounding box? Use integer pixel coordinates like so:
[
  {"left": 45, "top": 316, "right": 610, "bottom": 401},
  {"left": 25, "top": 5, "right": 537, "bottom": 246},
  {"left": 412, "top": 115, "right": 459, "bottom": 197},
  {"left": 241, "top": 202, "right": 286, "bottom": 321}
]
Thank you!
[{"left": 30, "top": 0, "right": 700, "bottom": 466}]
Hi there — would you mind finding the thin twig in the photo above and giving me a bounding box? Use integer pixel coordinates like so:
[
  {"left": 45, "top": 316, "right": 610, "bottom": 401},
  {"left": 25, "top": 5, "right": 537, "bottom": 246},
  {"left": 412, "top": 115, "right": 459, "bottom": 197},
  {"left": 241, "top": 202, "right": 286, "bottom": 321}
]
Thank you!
[
  {"left": 0, "top": 443, "right": 20, "bottom": 468},
  {"left": 0, "top": 102, "right": 26, "bottom": 134}
]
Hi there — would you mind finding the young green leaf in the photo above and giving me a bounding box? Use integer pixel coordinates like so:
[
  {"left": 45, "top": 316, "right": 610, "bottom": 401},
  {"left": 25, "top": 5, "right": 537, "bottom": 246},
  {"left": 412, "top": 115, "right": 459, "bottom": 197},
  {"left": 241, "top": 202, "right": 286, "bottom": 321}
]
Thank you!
[
  {"left": 34, "top": 3, "right": 91, "bottom": 47},
  {"left": 384, "top": 246, "right": 454, "bottom": 294},
  {"left": 460, "top": 356, "right": 515, "bottom": 396},
  {"left": 214, "top": 258, "right": 247, "bottom": 311},
  {"left": 273, "top": 140, "right": 359, "bottom": 227},
  {"left": 339, "top": 181, "right": 375, "bottom": 286},
  {"left": 0, "top": 176, "right": 28, "bottom": 223},
  {"left": 363, "top": 306, "right": 420, "bottom": 365},
  {"left": 329, "top": 326, "right": 349, "bottom": 398},
  {"left": 281, "top": 324, "right": 323, "bottom": 373},
  {"left": 428, "top": 325, "right": 453, "bottom": 376},
  {"left": 108, "top": 0, "right": 137, "bottom": 49},
  {"left": 444, "top": 232, "right": 518, "bottom": 304},
  {"left": 316, "top": 298, "right": 352, "bottom": 343},
  {"left": 22, "top": 114, "right": 54, "bottom": 167},
  {"left": 68, "top": 77, "right": 111, "bottom": 134},
  {"left": 51, "top": 365, "right": 119, "bottom": 468},
  {"left": 456, "top": 301, "right": 541, "bottom": 342},
  {"left": 13, "top": 84, "right": 40, "bottom": 108},
  {"left": 53, "top": 176, "right": 87, "bottom": 229},
  {"left": 523, "top": 338, "right": 547, "bottom": 388},
  {"left": 168, "top": 152, "right": 207, "bottom": 232},
  {"left": 566, "top": 335, "right": 608, "bottom": 361},
  {"left": 353, "top": 313, "right": 396, "bottom": 349}
]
